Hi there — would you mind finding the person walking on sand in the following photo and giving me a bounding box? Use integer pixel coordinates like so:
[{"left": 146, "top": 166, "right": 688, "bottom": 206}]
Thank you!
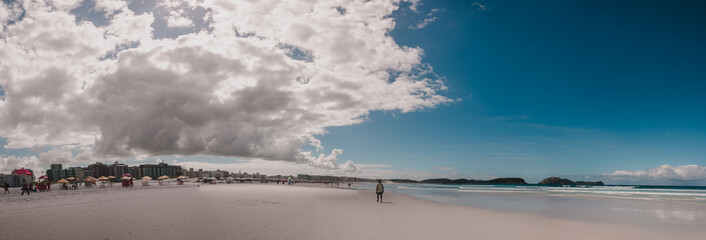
[
  {"left": 3, "top": 182, "right": 9, "bottom": 194},
  {"left": 129, "top": 177, "right": 134, "bottom": 188},
  {"left": 21, "top": 182, "right": 30, "bottom": 195},
  {"left": 376, "top": 180, "right": 384, "bottom": 202}
]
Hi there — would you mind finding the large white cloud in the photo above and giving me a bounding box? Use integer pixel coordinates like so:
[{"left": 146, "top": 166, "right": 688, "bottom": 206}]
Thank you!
[
  {"left": 607, "top": 164, "right": 706, "bottom": 181},
  {"left": 0, "top": 0, "right": 449, "bottom": 171},
  {"left": 0, "top": 148, "right": 81, "bottom": 173}
]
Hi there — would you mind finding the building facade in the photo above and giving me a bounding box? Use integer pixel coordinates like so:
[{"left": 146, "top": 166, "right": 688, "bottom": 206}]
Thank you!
[
  {"left": 47, "top": 164, "right": 78, "bottom": 182},
  {"left": 1, "top": 173, "right": 34, "bottom": 187},
  {"left": 139, "top": 163, "right": 182, "bottom": 178},
  {"left": 215, "top": 169, "right": 230, "bottom": 179},
  {"left": 68, "top": 167, "right": 85, "bottom": 180},
  {"left": 88, "top": 162, "right": 110, "bottom": 177},
  {"left": 109, "top": 162, "right": 130, "bottom": 177},
  {"left": 129, "top": 166, "right": 143, "bottom": 178}
]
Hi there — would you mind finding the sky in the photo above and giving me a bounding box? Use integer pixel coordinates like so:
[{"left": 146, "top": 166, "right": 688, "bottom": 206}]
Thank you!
[{"left": 1, "top": 0, "right": 705, "bottom": 185}]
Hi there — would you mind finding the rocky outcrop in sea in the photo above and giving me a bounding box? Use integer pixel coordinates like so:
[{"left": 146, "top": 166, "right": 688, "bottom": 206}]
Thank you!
[{"left": 538, "top": 177, "right": 604, "bottom": 186}]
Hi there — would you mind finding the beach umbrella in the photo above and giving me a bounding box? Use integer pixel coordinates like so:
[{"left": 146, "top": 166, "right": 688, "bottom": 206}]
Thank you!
[
  {"left": 120, "top": 176, "right": 131, "bottom": 180},
  {"left": 108, "top": 176, "right": 116, "bottom": 179},
  {"left": 12, "top": 169, "right": 34, "bottom": 176},
  {"left": 177, "top": 176, "right": 187, "bottom": 179},
  {"left": 98, "top": 176, "right": 109, "bottom": 181},
  {"left": 157, "top": 175, "right": 170, "bottom": 180},
  {"left": 57, "top": 179, "right": 69, "bottom": 183},
  {"left": 122, "top": 173, "right": 131, "bottom": 177},
  {"left": 141, "top": 176, "right": 152, "bottom": 180},
  {"left": 65, "top": 177, "right": 76, "bottom": 181}
]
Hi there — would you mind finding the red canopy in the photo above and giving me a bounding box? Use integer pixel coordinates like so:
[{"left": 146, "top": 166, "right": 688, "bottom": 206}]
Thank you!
[
  {"left": 122, "top": 173, "right": 131, "bottom": 177},
  {"left": 12, "top": 169, "right": 33, "bottom": 176}
]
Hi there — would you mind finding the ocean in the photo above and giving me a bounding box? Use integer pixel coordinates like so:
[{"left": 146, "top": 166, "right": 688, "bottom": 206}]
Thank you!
[{"left": 351, "top": 183, "right": 706, "bottom": 232}]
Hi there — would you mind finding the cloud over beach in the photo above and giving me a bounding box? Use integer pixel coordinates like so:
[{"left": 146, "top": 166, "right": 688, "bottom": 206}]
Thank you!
[
  {"left": 607, "top": 164, "right": 706, "bottom": 181},
  {"left": 0, "top": 0, "right": 449, "bottom": 172}
]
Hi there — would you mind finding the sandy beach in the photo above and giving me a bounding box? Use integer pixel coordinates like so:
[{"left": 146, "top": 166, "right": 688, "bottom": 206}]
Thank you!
[{"left": 0, "top": 183, "right": 702, "bottom": 240}]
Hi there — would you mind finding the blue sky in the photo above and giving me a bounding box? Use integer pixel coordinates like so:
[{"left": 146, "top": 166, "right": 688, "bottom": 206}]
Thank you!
[
  {"left": 1, "top": 0, "right": 704, "bottom": 184},
  {"left": 317, "top": 0, "right": 706, "bottom": 182}
]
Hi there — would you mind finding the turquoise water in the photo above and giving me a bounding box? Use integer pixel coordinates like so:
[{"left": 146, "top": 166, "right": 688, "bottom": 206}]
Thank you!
[{"left": 352, "top": 183, "right": 706, "bottom": 232}]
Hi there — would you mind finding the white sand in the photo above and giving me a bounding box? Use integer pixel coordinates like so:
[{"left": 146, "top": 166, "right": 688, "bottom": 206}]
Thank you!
[{"left": 1, "top": 183, "right": 702, "bottom": 240}]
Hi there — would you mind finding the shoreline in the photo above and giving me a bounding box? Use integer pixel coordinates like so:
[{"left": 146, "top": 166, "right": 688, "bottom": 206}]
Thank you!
[
  {"left": 1, "top": 182, "right": 704, "bottom": 240},
  {"left": 360, "top": 182, "right": 706, "bottom": 229}
]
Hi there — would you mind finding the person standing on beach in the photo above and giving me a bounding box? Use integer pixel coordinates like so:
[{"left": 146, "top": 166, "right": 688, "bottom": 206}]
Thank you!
[
  {"left": 3, "top": 182, "right": 9, "bottom": 194},
  {"left": 376, "top": 180, "right": 384, "bottom": 202}
]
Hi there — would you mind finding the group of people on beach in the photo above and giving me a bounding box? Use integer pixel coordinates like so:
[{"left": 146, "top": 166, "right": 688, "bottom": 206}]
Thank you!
[
  {"left": 5, "top": 177, "right": 388, "bottom": 203},
  {"left": 2, "top": 180, "right": 53, "bottom": 195},
  {"left": 60, "top": 179, "right": 81, "bottom": 190},
  {"left": 1, "top": 178, "right": 90, "bottom": 195}
]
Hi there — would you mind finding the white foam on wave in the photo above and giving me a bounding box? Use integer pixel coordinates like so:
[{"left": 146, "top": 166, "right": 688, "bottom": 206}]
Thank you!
[
  {"left": 458, "top": 187, "right": 538, "bottom": 192},
  {"left": 396, "top": 186, "right": 459, "bottom": 191},
  {"left": 458, "top": 189, "right": 541, "bottom": 193},
  {"left": 548, "top": 189, "right": 706, "bottom": 197},
  {"left": 395, "top": 184, "right": 706, "bottom": 203}
]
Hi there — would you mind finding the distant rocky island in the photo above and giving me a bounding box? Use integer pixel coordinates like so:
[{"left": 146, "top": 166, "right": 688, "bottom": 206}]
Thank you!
[
  {"left": 388, "top": 176, "right": 604, "bottom": 186},
  {"left": 538, "top": 177, "right": 604, "bottom": 186},
  {"left": 389, "top": 178, "right": 528, "bottom": 185}
]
